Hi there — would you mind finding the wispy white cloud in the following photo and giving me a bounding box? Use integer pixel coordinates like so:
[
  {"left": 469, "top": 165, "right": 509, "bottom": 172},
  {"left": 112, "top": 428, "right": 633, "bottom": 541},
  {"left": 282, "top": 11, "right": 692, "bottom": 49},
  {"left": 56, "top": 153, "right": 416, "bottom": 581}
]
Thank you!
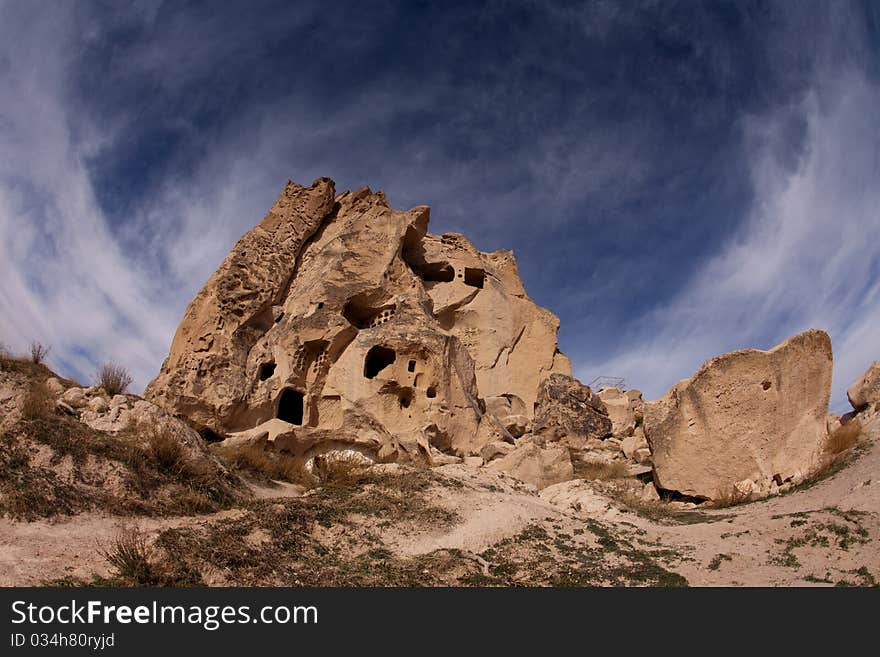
[
  {"left": 576, "top": 71, "right": 880, "bottom": 411},
  {"left": 1, "top": 0, "right": 877, "bottom": 417},
  {"left": 0, "top": 5, "right": 178, "bottom": 389}
]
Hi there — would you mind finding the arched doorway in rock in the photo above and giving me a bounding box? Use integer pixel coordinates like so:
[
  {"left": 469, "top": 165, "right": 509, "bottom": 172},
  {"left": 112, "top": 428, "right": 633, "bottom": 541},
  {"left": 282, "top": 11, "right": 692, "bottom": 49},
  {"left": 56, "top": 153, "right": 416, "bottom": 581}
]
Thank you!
[
  {"left": 364, "top": 345, "right": 396, "bottom": 379},
  {"left": 277, "top": 388, "right": 304, "bottom": 425}
]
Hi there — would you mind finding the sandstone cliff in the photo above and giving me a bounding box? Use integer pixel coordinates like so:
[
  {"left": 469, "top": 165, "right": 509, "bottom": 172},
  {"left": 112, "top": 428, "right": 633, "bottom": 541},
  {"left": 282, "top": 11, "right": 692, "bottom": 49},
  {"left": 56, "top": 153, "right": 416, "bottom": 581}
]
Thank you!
[{"left": 146, "top": 178, "right": 571, "bottom": 465}]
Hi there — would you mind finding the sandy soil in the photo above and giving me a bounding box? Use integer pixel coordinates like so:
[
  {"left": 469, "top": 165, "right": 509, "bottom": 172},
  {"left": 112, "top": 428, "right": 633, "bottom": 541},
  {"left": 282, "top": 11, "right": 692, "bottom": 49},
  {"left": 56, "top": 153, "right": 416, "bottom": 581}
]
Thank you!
[
  {"left": 1, "top": 413, "right": 877, "bottom": 587},
  {"left": 636, "top": 413, "right": 880, "bottom": 586}
]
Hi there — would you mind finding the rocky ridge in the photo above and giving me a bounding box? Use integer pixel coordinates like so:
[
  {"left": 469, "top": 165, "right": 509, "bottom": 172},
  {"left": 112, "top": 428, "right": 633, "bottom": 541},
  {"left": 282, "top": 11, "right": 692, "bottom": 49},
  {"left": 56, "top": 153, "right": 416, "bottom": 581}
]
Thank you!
[
  {"left": 141, "top": 177, "right": 875, "bottom": 503},
  {"left": 146, "top": 179, "right": 571, "bottom": 475}
]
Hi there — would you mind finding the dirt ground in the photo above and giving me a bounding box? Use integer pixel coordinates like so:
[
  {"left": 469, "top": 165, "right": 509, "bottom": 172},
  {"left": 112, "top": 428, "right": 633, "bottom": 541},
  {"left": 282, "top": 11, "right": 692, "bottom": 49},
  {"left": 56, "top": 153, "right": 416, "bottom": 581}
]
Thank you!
[{"left": 1, "top": 413, "right": 877, "bottom": 587}]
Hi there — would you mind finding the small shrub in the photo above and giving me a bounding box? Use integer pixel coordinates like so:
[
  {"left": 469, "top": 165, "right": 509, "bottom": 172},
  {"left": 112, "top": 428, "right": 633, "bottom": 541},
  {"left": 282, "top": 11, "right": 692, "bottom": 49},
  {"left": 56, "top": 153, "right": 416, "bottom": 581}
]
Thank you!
[
  {"left": 29, "top": 341, "right": 50, "bottom": 364},
  {"left": 145, "top": 427, "right": 187, "bottom": 474},
  {"left": 96, "top": 362, "right": 133, "bottom": 396},
  {"left": 708, "top": 553, "right": 732, "bottom": 571},
  {"left": 824, "top": 421, "right": 861, "bottom": 456},
  {"left": 574, "top": 460, "right": 629, "bottom": 481},
  {"left": 0, "top": 351, "right": 51, "bottom": 377},
  {"left": 100, "top": 527, "right": 163, "bottom": 586},
  {"left": 21, "top": 382, "right": 52, "bottom": 420}
]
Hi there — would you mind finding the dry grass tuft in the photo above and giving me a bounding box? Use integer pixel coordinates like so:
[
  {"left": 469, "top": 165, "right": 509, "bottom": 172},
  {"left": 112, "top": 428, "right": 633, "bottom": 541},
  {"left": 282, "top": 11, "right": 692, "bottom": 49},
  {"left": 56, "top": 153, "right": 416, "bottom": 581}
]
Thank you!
[
  {"left": 2, "top": 415, "right": 242, "bottom": 519},
  {"left": 824, "top": 421, "right": 862, "bottom": 456},
  {"left": 21, "top": 382, "right": 53, "bottom": 420},
  {"left": 98, "top": 526, "right": 200, "bottom": 586},
  {"left": 215, "top": 442, "right": 304, "bottom": 484},
  {"left": 144, "top": 426, "right": 187, "bottom": 474},
  {"left": 574, "top": 460, "right": 629, "bottom": 481},
  {"left": 312, "top": 454, "right": 372, "bottom": 488},
  {"left": 711, "top": 485, "right": 753, "bottom": 509},
  {"left": 100, "top": 527, "right": 160, "bottom": 585},
  {"left": 96, "top": 362, "right": 133, "bottom": 396},
  {"left": 0, "top": 431, "right": 81, "bottom": 519},
  {"left": 0, "top": 351, "right": 53, "bottom": 378},
  {"left": 125, "top": 423, "right": 241, "bottom": 514}
]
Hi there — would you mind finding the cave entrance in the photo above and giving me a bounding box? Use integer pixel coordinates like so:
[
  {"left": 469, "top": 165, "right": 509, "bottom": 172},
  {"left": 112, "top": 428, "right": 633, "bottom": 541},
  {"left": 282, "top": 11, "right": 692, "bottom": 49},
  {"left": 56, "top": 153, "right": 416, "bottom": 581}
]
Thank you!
[
  {"left": 401, "top": 232, "right": 456, "bottom": 283},
  {"left": 415, "top": 262, "right": 455, "bottom": 283},
  {"left": 343, "top": 295, "right": 396, "bottom": 329},
  {"left": 464, "top": 267, "right": 485, "bottom": 289},
  {"left": 364, "top": 345, "right": 396, "bottom": 379},
  {"left": 259, "top": 362, "right": 276, "bottom": 381},
  {"left": 277, "top": 388, "right": 304, "bottom": 425},
  {"left": 199, "top": 428, "right": 223, "bottom": 443}
]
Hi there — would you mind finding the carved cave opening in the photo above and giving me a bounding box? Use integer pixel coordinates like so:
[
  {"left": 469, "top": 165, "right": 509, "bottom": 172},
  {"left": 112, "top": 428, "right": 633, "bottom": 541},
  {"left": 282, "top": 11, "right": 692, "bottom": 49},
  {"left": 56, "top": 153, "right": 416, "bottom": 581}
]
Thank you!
[
  {"left": 413, "top": 262, "right": 455, "bottom": 283},
  {"left": 259, "top": 362, "right": 276, "bottom": 381},
  {"left": 464, "top": 267, "right": 485, "bottom": 289},
  {"left": 364, "top": 345, "right": 396, "bottom": 379},
  {"left": 343, "top": 296, "right": 396, "bottom": 329},
  {"left": 277, "top": 388, "right": 304, "bottom": 425},
  {"left": 200, "top": 428, "right": 223, "bottom": 443},
  {"left": 402, "top": 233, "right": 455, "bottom": 283}
]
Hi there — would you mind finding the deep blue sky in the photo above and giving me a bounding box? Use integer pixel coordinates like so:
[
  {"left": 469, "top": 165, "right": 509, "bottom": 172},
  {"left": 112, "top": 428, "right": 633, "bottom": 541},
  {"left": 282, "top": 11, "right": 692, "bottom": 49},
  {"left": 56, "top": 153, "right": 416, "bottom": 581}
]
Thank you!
[{"left": 1, "top": 1, "right": 878, "bottom": 410}]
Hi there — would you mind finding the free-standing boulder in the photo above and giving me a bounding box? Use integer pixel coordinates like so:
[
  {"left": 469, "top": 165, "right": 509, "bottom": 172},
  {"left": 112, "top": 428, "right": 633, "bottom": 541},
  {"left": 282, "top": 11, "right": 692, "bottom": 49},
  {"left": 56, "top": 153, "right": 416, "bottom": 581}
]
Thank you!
[
  {"left": 533, "top": 374, "right": 612, "bottom": 446},
  {"left": 847, "top": 362, "right": 880, "bottom": 412},
  {"left": 643, "top": 329, "right": 833, "bottom": 500},
  {"left": 146, "top": 178, "right": 571, "bottom": 466}
]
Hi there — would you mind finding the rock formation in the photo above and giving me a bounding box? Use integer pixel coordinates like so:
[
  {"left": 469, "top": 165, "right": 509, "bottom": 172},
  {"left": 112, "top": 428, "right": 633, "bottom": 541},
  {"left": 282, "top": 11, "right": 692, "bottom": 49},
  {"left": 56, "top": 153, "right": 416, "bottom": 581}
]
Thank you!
[
  {"left": 596, "top": 387, "right": 643, "bottom": 438},
  {"left": 146, "top": 178, "right": 571, "bottom": 468},
  {"left": 848, "top": 362, "right": 880, "bottom": 412},
  {"left": 643, "top": 329, "right": 833, "bottom": 500},
  {"left": 145, "top": 178, "right": 855, "bottom": 501},
  {"left": 532, "top": 374, "right": 611, "bottom": 447}
]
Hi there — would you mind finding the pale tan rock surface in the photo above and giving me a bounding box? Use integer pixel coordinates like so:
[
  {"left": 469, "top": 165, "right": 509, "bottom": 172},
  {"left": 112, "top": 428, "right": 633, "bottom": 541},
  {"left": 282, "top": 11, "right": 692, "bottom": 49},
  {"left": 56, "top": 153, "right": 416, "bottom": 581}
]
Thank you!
[
  {"left": 487, "top": 443, "right": 573, "bottom": 489},
  {"left": 643, "top": 329, "right": 833, "bottom": 500},
  {"left": 4, "top": 353, "right": 880, "bottom": 587},
  {"left": 596, "top": 386, "right": 643, "bottom": 438},
  {"left": 145, "top": 178, "right": 336, "bottom": 431},
  {"left": 620, "top": 426, "right": 648, "bottom": 460},
  {"left": 539, "top": 479, "right": 619, "bottom": 518},
  {"left": 848, "top": 362, "right": 880, "bottom": 411},
  {"left": 826, "top": 412, "right": 842, "bottom": 434},
  {"left": 45, "top": 377, "right": 65, "bottom": 397},
  {"left": 146, "top": 178, "right": 570, "bottom": 465}
]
